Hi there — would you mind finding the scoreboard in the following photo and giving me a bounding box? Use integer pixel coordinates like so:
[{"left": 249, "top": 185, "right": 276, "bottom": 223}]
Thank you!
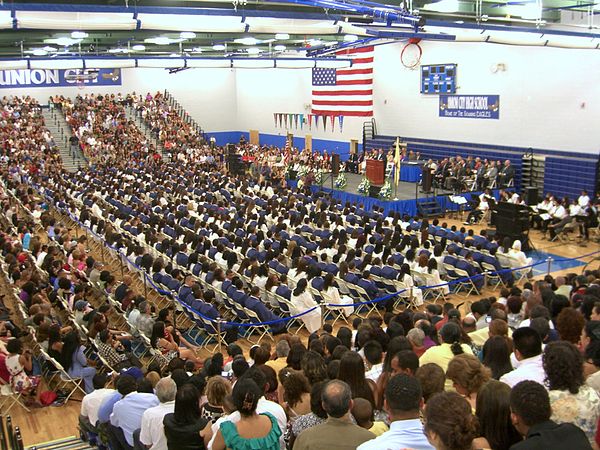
[{"left": 421, "top": 64, "right": 457, "bottom": 94}]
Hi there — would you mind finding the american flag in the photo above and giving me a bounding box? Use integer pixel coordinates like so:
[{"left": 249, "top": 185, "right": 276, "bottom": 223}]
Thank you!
[{"left": 311, "top": 45, "right": 374, "bottom": 117}]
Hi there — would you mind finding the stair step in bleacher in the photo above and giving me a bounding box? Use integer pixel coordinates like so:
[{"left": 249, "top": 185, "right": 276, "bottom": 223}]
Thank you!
[{"left": 26, "top": 436, "right": 93, "bottom": 450}]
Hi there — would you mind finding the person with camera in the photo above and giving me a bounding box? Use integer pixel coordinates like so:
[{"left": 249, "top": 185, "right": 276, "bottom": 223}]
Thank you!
[{"left": 6, "top": 337, "right": 45, "bottom": 406}]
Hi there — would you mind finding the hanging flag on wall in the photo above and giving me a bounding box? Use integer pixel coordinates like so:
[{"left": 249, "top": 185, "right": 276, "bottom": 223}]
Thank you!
[
  {"left": 322, "top": 115, "right": 327, "bottom": 132},
  {"left": 311, "top": 46, "right": 374, "bottom": 117},
  {"left": 294, "top": 114, "right": 299, "bottom": 129},
  {"left": 330, "top": 115, "right": 335, "bottom": 131},
  {"left": 278, "top": 113, "right": 283, "bottom": 128},
  {"left": 338, "top": 115, "right": 344, "bottom": 132},
  {"left": 273, "top": 113, "right": 277, "bottom": 128},
  {"left": 308, "top": 114, "right": 313, "bottom": 130},
  {"left": 299, "top": 114, "right": 304, "bottom": 130},
  {"left": 288, "top": 113, "right": 293, "bottom": 128},
  {"left": 284, "top": 114, "right": 288, "bottom": 128},
  {"left": 314, "top": 115, "right": 319, "bottom": 129}
]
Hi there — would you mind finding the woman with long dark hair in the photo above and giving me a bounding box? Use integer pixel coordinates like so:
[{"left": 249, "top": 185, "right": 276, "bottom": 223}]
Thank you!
[
  {"left": 482, "top": 335, "right": 513, "bottom": 380},
  {"left": 60, "top": 331, "right": 96, "bottom": 393},
  {"left": 150, "top": 321, "right": 202, "bottom": 368},
  {"left": 337, "top": 351, "right": 376, "bottom": 410},
  {"left": 164, "top": 383, "right": 208, "bottom": 449},
  {"left": 290, "top": 279, "right": 321, "bottom": 334},
  {"left": 473, "top": 380, "right": 521, "bottom": 450}
]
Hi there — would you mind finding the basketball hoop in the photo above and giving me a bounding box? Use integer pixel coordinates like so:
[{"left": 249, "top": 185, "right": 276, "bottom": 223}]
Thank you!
[{"left": 401, "top": 38, "right": 422, "bottom": 70}]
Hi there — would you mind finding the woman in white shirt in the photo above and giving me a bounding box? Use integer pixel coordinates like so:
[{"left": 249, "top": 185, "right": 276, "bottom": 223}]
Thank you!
[
  {"left": 290, "top": 279, "right": 321, "bottom": 334},
  {"left": 322, "top": 273, "right": 354, "bottom": 317},
  {"left": 508, "top": 240, "right": 532, "bottom": 267},
  {"left": 397, "top": 264, "right": 423, "bottom": 306},
  {"left": 427, "top": 258, "right": 450, "bottom": 295}
]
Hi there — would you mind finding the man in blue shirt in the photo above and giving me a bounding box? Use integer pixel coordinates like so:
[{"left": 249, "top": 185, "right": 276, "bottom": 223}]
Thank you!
[
  {"left": 110, "top": 376, "right": 159, "bottom": 449},
  {"left": 357, "top": 374, "right": 434, "bottom": 450}
]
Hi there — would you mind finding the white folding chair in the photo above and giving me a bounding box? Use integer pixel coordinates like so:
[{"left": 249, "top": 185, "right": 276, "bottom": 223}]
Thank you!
[{"left": 0, "top": 379, "right": 30, "bottom": 413}]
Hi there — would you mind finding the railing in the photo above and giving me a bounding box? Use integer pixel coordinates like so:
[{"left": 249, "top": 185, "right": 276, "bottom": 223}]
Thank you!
[
  {"left": 163, "top": 90, "right": 208, "bottom": 143},
  {"left": 362, "top": 118, "right": 376, "bottom": 152}
]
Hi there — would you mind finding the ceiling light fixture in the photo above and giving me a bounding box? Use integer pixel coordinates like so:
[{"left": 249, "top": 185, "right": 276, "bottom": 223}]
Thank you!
[
  {"left": 132, "top": 44, "right": 146, "bottom": 51},
  {"left": 180, "top": 31, "right": 197, "bottom": 39},
  {"left": 31, "top": 49, "right": 48, "bottom": 56},
  {"left": 308, "top": 39, "right": 323, "bottom": 46},
  {"left": 212, "top": 44, "right": 226, "bottom": 50},
  {"left": 169, "top": 53, "right": 180, "bottom": 58},
  {"left": 234, "top": 37, "right": 258, "bottom": 45},
  {"left": 192, "top": 47, "right": 203, "bottom": 53},
  {"left": 247, "top": 47, "right": 261, "bottom": 54},
  {"left": 145, "top": 36, "right": 172, "bottom": 45},
  {"left": 42, "top": 46, "right": 57, "bottom": 52},
  {"left": 71, "top": 31, "right": 88, "bottom": 39},
  {"left": 275, "top": 33, "right": 290, "bottom": 40},
  {"left": 344, "top": 34, "right": 358, "bottom": 42},
  {"left": 425, "top": 0, "right": 460, "bottom": 13},
  {"left": 274, "top": 44, "right": 286, "bottom": 51},
  {"left": 45, "top": 37, "right": 81, "bottom": 47}
]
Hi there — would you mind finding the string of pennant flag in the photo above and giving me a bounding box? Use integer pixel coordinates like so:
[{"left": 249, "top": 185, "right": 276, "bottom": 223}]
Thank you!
[{"left": 273, "top": 112, "right": 345, "bottom": 132}]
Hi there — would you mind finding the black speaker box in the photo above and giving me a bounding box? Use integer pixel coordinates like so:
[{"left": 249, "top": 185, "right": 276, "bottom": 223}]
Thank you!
[
  {"left": 523, "top": 187, "right": 539, "bottom": 206},
  {"left": 368, "top": 185, "right": 381, "bottom": 198}
]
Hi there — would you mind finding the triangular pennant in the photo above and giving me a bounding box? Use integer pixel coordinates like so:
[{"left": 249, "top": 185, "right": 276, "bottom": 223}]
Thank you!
[
  {"left": 330, "top": 115, "right": 335, "bottom": 131},
  {"left": 314, "top": 115, "right": 319, "bottom": 129},
  {"left": 278, "top": 113, "right": 283, "bottom": 128},
  {"left": 339, "top": 115, "right": 344, "bottom": 132},
  {"left": 323, "top": 115, "right": 327, "bottom": 132},
  {"left": 289, "top": 114, "right": 293, "bottom": 128},
  {"left": 284, "top": 114, "right": 288, "bottom": 128},
  {"left": 307, "top": 114, "right": 312, "bottom": 130},
  {"left": 273, "top": 113, "right": 277, "bottom": 128},
  {"left": 299, "top": 114, "right": 304, "bottom": 130},
  {"left": 294, "top": 114, "right": 299, "bottom": 129}
]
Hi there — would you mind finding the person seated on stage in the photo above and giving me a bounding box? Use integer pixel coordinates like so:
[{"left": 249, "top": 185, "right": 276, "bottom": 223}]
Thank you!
[
  {"left": 484, "top": 161, "right": 499, "bottom": 188},
  {"left": 497, "top": 159, "right": 515, "bottom": 187},
  {"left": 346, "top": 151, "right": 360, "bottom": 174},
  {"left": 464, "top": 196, "right": 489, "bottom": 225},
  {"left": 533, "top": 194, "right": 554, "bottom": 229},
  {"left": 545, "top": 198, "right": 571, "bottom": 240},
  {"left": 548, "top": 199, "right": 579, "bottom": 241}
]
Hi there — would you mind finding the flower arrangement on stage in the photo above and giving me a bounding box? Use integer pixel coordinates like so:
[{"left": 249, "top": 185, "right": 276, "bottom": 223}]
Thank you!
[
  {"left": 357, "top": 177, "right": 371, "bottom": 195},
  {"left": 315, "top": 169, "right": 324, "bottom": 185},
  {"left": 334, "top": 172, "right": 347, "bottom": 189},
  {"left": 379, "top": 180, "right": 392, "bottom": 200},
  {"left": 298, "top": 165, "right": 309, "bottom": 178}
]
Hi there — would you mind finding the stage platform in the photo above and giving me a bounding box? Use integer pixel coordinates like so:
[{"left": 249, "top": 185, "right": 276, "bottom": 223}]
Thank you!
[{"left": 288, "top": 172, "right": 493, "bottom": 217}]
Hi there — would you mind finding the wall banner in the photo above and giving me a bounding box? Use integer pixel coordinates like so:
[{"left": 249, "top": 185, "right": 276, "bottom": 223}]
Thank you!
[
  {"left": 439, "top": 95, "right": 499, "bottom": 119},
  {"left": 0, "top": 68, "right": 122, "bottom": 89}
]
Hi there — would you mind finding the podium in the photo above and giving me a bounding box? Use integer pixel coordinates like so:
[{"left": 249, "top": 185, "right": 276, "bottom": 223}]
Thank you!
[
  {"left": 422, "top": 166, "right": 433, "bottom": 193},
  {"left": 366, "top": 159, "right": 385, "bottom": 185}
]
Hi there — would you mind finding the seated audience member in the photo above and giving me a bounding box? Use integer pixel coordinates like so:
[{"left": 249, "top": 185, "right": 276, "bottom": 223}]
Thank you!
[
  {"left": 163, "top": 383, "right": 208, "bottom": 450},
  {"left": 500, "top": 327, "right": 545, "bottom": 388},
  {"left": 289, "top": 381, "right": 328, "bottom": 447},
  {"left": 358, "top": 374, "right": 433, "bottom": 450},
  {"left": 446, "top": 354, "right": 491, "bottom": 410},
  {"left": 509, "top": 380, "right": 592, "bottom": 450},
  {"left": 473, "top": 380, "right": 522, "bottom": 450},
  {"left": 212, "top": 378, "right": 282, "bottom": 450},
  {"left": 139, "top": 377, "right": 177, "bottom": 450},
  {"left": 351, "top": 397, "right": 389, "bottom": 437},
  {"left": 290, "top": 279, "right": 322, "bottom": 334},
  {"left": 419, "top": 322, "right": 474, "bottom": 390},
  {"left": 80, "top": 374, "right": 115, "bottom": 441},
  {"left": 422, "top": 391, "right": 479, "bottom": 450},
  {"left": 293, "top": 380, "right": 374, "bottom": 450},
  {"left": 542, "top": 341, "right": 600, "bottom": 446}
]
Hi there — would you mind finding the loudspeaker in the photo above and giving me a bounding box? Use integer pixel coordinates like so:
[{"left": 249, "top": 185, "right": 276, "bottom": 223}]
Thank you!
[
  {"left": 523, "top": 187, "right": 539, "bottom": 206},
  {"left": 331, "top": 154, "right": 340, "bottom": 176},
  {"left": 226, "top": 144, "right": 236, "bottom": 155}
]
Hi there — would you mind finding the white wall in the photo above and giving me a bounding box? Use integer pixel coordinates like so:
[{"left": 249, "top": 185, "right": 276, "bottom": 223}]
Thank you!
[
  {"left": 7, "top": 41, "right": 600, "bottom": 154},
  {"left": 373, "top": 41, "right": 600, "bottom": 154},
  {"left": 234, "top": 68, "right": 363, "bottom": 144}
]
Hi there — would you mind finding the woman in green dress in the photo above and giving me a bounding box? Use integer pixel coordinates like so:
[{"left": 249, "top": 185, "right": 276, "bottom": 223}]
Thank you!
[{"left": 212, "top": 378, "right": 281, "bottom": 450}]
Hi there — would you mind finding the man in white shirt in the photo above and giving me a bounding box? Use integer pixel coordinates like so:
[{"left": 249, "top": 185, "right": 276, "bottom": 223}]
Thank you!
[
  {"left": 80, "top": 374, "right": 115, "bottom": 440},
  {"left": 138, "top": 378, "right": 176, "bottom": 450},
  {"left": 578, "top": 190, "right": 590, "bottom": 208},
  {"left": 500, "top": 327, "right": 546, "bottom": 388}
]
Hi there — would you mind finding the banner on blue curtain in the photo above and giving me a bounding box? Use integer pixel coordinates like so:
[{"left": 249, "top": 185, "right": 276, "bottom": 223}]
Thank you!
[
  {"left": 439, "top": 95, "right": 500, "bottom": 119},
  {"left": 0, "top": 68, "right": 122, "bottom": 89}
]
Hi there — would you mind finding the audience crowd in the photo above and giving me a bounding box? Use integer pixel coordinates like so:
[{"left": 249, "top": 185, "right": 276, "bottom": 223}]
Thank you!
[{"left": 0, "top": 94, "right": 599, "bottom": 450}]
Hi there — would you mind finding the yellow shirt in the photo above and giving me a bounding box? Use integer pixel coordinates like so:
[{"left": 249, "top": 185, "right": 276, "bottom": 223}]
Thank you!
[
  {"left": 468, "top": 327, "right": 513, "bottom": 347},
  {"left": 265, "top": 358, "right": 287, "bottom": 375},
  {"left": 419, "top": 343, "right": 474, "bottom": 391},
  {"left": 368, "top": 421, "right": 389, "bottom": 437}
]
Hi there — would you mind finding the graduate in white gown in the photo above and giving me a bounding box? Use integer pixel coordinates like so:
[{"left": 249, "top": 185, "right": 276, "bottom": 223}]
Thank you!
[{"left": 290, "top": 279, "right": 322, "bottom": 333}]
